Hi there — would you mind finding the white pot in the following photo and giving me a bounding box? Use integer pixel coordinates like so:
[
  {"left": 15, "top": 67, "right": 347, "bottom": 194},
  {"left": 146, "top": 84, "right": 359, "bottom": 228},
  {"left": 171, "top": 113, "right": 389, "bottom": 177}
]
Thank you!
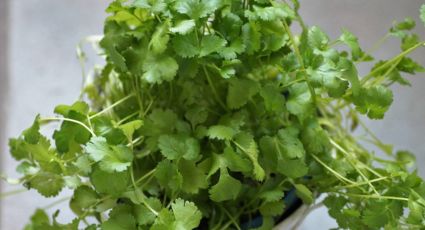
[{"left": 274, "top": 205, "right": 309, "bottom": 230}]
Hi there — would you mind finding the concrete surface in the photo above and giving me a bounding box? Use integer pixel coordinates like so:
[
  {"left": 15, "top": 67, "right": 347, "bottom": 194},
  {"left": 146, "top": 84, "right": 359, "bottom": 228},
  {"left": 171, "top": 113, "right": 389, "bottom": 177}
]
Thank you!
[{"left": 1, "top": 0, "right": 424, "bottom": 229}]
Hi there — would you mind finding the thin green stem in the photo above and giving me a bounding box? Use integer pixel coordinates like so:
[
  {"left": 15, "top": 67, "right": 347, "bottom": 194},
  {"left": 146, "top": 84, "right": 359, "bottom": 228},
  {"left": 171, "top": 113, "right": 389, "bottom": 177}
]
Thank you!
[
  {"left": 220, "top": 206, "right": 241, "bottom": 230},
  {"left": 130, "top": 166, "right": 158, "bottom": 216},
  {"left": 42, "top": 196, "right": 72, "bottom": 209},
  {"left": 329, "top": 139, "right": 380, "bottom": 196},
  {"left": 41, "top": 117, "right": 96, "bottom": 137},
  {"left": 89, "top": 93, "right": 135, "bottom": 120},
  {"left": 361, "top": 41, "right": 425, "bottom": 84},
  {"left": 335, "top": 192, "right": 409, "bottom": 202},
  {"left": 282, "top": 20, "right": 318, "bottom": 106},
  {"left": 0, "top": 188, "right": 27, "bottom": 199},
  {"left": 311, "top": 154, "right": 357, "bottom": 185}
]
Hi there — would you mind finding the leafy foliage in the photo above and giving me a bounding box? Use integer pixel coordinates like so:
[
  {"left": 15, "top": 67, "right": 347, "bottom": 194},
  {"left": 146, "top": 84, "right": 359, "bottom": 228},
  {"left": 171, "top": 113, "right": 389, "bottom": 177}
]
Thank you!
[{"left": 5, "top": 0, "right": 425, "bottom": 229}]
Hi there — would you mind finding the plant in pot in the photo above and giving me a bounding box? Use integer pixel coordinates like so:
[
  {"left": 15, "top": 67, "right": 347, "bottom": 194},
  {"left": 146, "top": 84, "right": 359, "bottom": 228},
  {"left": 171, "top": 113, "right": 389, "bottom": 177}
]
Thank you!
[{"left": 3, "top": 0, "right": 425, "bottom": 229}]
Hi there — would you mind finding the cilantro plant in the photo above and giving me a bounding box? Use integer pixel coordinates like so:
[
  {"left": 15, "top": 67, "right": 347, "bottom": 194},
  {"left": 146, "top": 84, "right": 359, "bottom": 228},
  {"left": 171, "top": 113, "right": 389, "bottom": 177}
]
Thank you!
[{"left": 5, "top": 1, "right": 425, "bottom": 229}]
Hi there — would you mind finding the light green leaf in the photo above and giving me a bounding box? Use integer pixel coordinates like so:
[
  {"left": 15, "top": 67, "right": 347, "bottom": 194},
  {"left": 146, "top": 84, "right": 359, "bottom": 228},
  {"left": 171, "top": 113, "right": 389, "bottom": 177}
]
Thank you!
[
  {"left": 28, "top": 172, "right": 64, "bottom": 197},
  {"left": 90, "top": 167, "right": 129, "bottom": 197},
  {"left": 234, "top": 132, "right": 265, "bottom": 181},
  {"left": 170, "top": 19, "right": 196, "bottom": 35},
  {"left": 119, "top": 120, "right": 143, "bottom": 141},
  {"left": 171, "top": 198, "right": 202, "bottom": 229},
  {"left": 155, "top": 160, "right": 183, "bottom": 191},
  {"left": 85, "top": 137, "right": 133, "bottom": 172},
  {"left": 199, "top": 35, "right": 227, "bottom": 57},
  {"left": 150, "top": 23, "right": 170, "bottom": 54},
  {"left": 158, "top": 134, "right": 200, "bottom": 160},
  {"left": 207, "top": 125, "right": 236, "bottom": 140},
  {"left": 142, "top": 55, "right": 179, "bottom": 84},
  {"left": 172, "top": 33, "right": 199, "bottom": 58},
  {"left": 209, "top": 169, "right": 242, "bottom": 202},
  {"left": 242, "top": 22, "right": 261, "bottom": 54}
]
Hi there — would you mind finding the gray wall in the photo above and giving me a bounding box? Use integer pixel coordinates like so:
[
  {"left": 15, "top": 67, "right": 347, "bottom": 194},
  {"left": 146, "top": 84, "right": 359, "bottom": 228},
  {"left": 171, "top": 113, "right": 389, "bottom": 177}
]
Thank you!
[
  {"left": 0, "top": 0, "right": 9, "bottom": 227},
  {"left": 1, "top": 0, "right": 424, "bottom": 229}
]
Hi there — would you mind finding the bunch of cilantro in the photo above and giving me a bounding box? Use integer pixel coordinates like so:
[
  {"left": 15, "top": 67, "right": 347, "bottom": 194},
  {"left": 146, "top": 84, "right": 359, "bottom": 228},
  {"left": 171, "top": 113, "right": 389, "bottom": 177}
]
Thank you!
[{"left": 6, "top": 0, "right": 425, "bottom": 229}]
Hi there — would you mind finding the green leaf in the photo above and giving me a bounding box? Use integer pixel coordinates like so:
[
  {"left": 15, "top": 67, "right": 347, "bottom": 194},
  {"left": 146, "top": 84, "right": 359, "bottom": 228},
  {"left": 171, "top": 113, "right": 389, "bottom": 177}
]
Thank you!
[
  {"left": 170, "top": 19, "right": 196, "bottom": 35},
  {"left": 242, "top": 22, "right": 261, "bottom": 54},
  {"left": 245, "top": 4, "right": 294, "bottom": 21},
  {"left": 339, "top": 29, "right": 369, "bottom": 61},
  {"left": 259, "top": 201, "right": 285, "bottom": 217},
  {"left": 308, "top": 26, "right": 329, "bottom": 50},
  {"left": 308, "top": 64, "right": 349, "bottom": 98},
  {"left": 172, "top": 33, "right": 199, "bottom": 58},
  {"left": 390, "top": 18, "right": 416, "bottom": 37},
  {"left": 174, "top": 0, "right": 222, "bottom": 19},
  {"left": 421, "top": 5, "right": 425, "bottom": 27},
  {"left": 74, "top": 155, "right": 92, "bottom": 175},
  {"left": 119, "top": 120, "right": 143, "bottom": 141},
  {"left": 209, "top": 169, "right": 242, "bottom": 202},
  {"left": 277, "top": 158, "right": 308, "bottom": 178},
  {"left": 158, "top": 134, "right": 200, "bottom": 160},
  {"left": 260, "top": 83, "right": 285, "bottom": 112},
  {"left": 9, "top": 138, "right": 29, "bottom": 160},
  {"left": 142, "top": 55, "right": 179, "bottom": 84},
  {"left": 23, "top": 115, "right": 41, "bottom": 144},
  {"left": 150, "top": 23, "right": 170, "bottom": 54},
  {"left": 171, "top": 198, "right": 202, "bottom": 229},
  {"left": 155, "top": 160, "right": 183, "bottom": 191},
  {"left": 286, "top": 82, "right": 314, "bottom": 121},
  {"left": 90, "top": 166, "right": 129, "bottom": 197},
  {"left": 27, "top": 172, "right": 64, "bottom": 197},
  {"left": 179, "top": 159, "right": 208, "bottom": 194},
  {"left": 234, "top": 132, "right": 265, "bottom": 181},
  {"left": 85, "top": 137, "right": 133, "bottom": 172},
  {"left": 199, "top": 35, "right": 227, "bottom": 57},
  {"left": 134, "top": 197, "right": 162, "bottom": 226},
  {"left": 227, "top": 78, "right": 260, "bottom": 109},
  {"left": 207, "top": 125, "right": 236, "bottom": 140},
  {"left": 353, "top": 86, "right": 393, "bottom": 119},
  {"left": 222, "top": 146, "right": 252, "bottom": 173},
  {"left": 101, "top": 205, "right": 137, "bottom": 230},
  {"left": 70, "top": 186, "right": 99, "bottom": 215}
]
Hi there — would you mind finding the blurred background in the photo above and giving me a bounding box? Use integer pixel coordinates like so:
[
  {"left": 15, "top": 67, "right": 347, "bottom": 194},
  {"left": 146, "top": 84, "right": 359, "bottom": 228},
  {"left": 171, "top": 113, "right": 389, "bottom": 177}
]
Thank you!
[{"left": 0, "top": 0, "right": 424, "bottom": 229}]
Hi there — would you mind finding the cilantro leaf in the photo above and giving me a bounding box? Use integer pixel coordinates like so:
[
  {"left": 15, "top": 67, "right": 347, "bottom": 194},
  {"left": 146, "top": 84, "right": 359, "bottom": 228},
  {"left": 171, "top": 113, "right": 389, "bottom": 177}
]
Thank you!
[
  {"left": 142, "top": 54, "right": 179, "bottom": 84},
  {"left": 172, "top": 33, "right": 199, "bottom": 58},
  {"left": 209, "top": 169, "right": 242, "bottom": 202},
  {"left": 227, "top": 78, "right": 260, "bottom": 109},
  {"left": 242, "top": 22, "right": 261, "bottom": 54},
  {"left": 170, "top": 19, "right": 196, "bottom": 35},
  {"left": 27, "top": 172, "right": 64, "bottom": 197},
  {"left": 234, "top": 132, "right": 265, "bottom": 181},
  {"left": 171, "top": 198, "right": 202, "bottom": 229},
  {"left": 199, "top": 35, "right": 227, "bottom": 57},
  {"left": 207, "top": 125, "right": 236, "bottom": 140},
  {"left": 90, "top": 166, "right": 129, "bottom": 197},
  {"left": 158, "top": 134, "right": 200, "bottom": 160},
  {"left": 155, "top": 160, "right": 183, "bottom": 191},
  {"left": 245, "top": 4, "right": 294, "bottom": 21},
  {"left": 353, "top": 86, "right": 394, "bottom": 119},
  {"left": 179, "top": 159, "right": 208, "bottom": 194},
  {"left": 286, "top": 82, "right": 314, "bottom": 121},
  {"left": 85, "top": 137, "right": 134, "bottom": 172}
]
